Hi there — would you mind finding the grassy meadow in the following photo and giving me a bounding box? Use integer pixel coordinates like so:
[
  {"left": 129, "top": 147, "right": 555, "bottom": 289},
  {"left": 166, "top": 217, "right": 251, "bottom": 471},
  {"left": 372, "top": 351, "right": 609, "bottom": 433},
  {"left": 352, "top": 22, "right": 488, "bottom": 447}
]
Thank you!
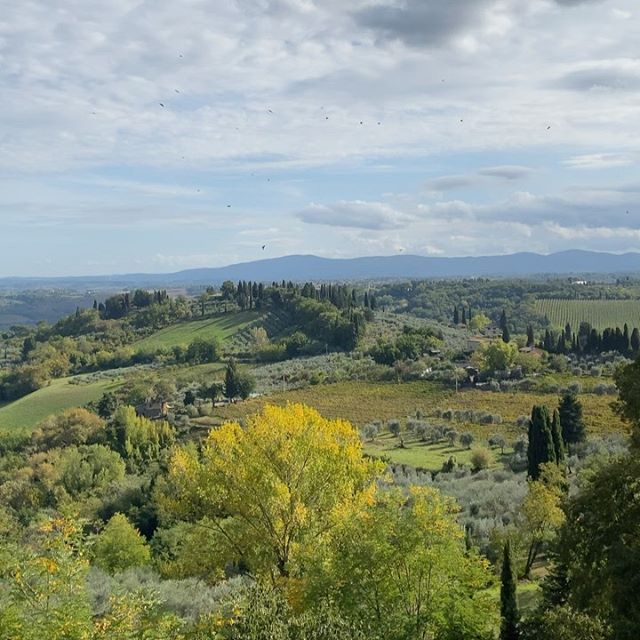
[
  {"left": 134, "top": 311, "right": 262, "bottom": 352},
  {"left": 362, "top": 431, "right": 512, "bottom": 470},
  {"left": 0, "top": 375, "right": 123, "bottom": 435}
]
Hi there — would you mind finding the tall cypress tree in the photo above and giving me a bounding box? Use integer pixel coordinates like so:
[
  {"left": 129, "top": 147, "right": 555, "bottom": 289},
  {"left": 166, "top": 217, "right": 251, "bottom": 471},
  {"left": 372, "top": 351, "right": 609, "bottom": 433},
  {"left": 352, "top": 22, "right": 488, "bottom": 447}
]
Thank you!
[
  {"left": 631, "top": 327, "right": 640, "bottom": 353},
  {"left": 500, "top": 309, "right": 508, "bottom": 332},
  {"left": 502, "top": 324, "right": 511, "bottom": 344},
  {"left": 551, "top": 409, "right": 565, "bottom": 463},
  {"left": 526, "top": 325, "right": 534, "bottom": 347},
  {"left": 528, "top": 405, "right": 555, "bottom": 480},
  {"left": 461, "top": 307, "right": 467, "bottom": 325},
  {"left": 500, "top": 541, "right": 520, "bottom": 640},
  {"left": 453, "top": 306, "right": 460, "bottom": 325},
  {"left": 558, "top": 393, "right": 586, "bottom": 445},
  {"left": 623, "top": 323, "right": 630, "bottom": 353}
]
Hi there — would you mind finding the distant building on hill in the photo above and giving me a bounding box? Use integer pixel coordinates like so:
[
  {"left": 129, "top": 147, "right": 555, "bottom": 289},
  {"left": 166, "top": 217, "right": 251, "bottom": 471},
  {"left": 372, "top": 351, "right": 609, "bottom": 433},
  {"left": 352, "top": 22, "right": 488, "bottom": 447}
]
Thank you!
[{"left": 135, "top": 401, "right": 170, "bottom": 420}]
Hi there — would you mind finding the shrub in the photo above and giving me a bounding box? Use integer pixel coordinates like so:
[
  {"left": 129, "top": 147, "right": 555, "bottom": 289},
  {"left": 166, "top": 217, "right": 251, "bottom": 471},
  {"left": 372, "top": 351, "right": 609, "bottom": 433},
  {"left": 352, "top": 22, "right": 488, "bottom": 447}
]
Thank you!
[
  {"left": 567, "top": 381, "right": 582, "bottom": 394},
  {"left": 470, "top": 447, "right": 491, "bottom": 471}
]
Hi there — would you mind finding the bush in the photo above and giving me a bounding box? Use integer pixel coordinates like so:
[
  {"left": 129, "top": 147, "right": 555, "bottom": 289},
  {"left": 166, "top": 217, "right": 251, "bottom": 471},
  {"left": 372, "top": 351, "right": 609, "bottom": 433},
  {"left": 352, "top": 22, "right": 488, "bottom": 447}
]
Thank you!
[
  {"left": 470, "top": 447, "right": 491, "bottom": 471},
  {"left": 567, "top": 381, "right": 582, "bottom": 394}
]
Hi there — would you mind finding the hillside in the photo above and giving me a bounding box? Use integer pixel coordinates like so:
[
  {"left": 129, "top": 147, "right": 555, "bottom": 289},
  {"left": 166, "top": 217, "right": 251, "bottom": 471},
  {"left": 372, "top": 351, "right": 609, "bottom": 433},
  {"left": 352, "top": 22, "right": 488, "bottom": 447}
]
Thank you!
[
  {"left": 0, "top": 374, "right": 123, "bottom": 435},
  {"left": 134, "top": 310, "right": 263, "bottom": 352}
]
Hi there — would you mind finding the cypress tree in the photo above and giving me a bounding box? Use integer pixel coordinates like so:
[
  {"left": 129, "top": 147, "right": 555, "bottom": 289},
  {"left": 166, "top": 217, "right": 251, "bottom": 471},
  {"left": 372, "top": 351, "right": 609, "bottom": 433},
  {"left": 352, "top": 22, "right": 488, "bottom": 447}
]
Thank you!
[
  {"left": 564, "top": 323, "right": 572, "bottom": 341},
  {"left": 623, "top": 323, "right": 630, "bottom": 353},
  {"left": 500, "top": 309, "right": 508, "bottom": 332},
  {"left": 461, "top": 307, "right": 466, "bottom": 325},
  {"left": 528, "top": 405, "right": 555, "bottom": 480},
  {"left": 500, "top": 541, "right": 520, "bottom": 640},
  {"left": 526, "top": 325, "right": 534, "bottom": 347},
  {"left": 631, "top": 327, "right": 640, "bottom": 353},
  {"left": 551, "top": 409, "right": 565, "bottom": 463},
  {"left": 453, "top": 306, "right": 460, "bottom": 325},
  {"left": 502, "top": 324, "right": 511, "bottom": 344},
  {"left": 558, "top": 393, "right": 586, "bottom": 445}
]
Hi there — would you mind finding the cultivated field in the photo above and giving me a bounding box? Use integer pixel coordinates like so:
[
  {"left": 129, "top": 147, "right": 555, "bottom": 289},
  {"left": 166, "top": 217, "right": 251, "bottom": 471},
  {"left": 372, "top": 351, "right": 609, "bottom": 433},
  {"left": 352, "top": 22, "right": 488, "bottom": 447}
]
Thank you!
[
  {"left": 535, "top": 298, "right": 640, "bottom": 330},
  {"left": 209, "top": 380, "right": 627, "bottom": 438},
  {"left": 134, "top": 310, "right": 262, "bottom": 352},
  {"left": 0, "top": 375, "right": 122, "bottom": 435}
]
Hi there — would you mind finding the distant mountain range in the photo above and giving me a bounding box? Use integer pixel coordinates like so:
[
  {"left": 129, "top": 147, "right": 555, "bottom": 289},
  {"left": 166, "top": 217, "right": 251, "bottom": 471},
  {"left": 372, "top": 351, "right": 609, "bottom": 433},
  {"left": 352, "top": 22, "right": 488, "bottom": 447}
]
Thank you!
[{"left": 2, "top": 250, "right": 640, "bottom": 290}]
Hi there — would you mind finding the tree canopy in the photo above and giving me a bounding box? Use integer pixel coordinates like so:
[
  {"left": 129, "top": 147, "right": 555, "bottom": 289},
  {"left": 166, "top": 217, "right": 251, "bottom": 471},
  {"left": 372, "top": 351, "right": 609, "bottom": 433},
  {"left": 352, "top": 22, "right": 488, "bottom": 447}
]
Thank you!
[{"left": 165, "top": 403, "right": 382, "bottom": 579}]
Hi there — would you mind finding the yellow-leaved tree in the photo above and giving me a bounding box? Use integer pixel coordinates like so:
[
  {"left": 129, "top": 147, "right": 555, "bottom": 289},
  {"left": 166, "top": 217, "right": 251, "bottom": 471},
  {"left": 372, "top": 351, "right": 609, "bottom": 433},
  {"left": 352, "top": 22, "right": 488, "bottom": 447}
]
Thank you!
[{"left": 163, "top": 403, "right": 383, "bottom": 580}]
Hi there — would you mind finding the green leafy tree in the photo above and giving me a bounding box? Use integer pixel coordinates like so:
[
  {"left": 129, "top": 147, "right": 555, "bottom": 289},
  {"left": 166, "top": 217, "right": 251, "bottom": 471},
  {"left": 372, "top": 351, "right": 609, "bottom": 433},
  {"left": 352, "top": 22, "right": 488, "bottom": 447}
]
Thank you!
[
  {"left": 305, "top": 487, "right": 497, "bottom": 640},
  {"left": 0, "top": 518, "right": 93, "bottom": 640},
  {"left": 110, "top": 406, "right": 175, "bottom": 470},
  {"left": 31, "top": 408, "right": 106, "bottom": 451},
  {"left": 92, "top": 513, "right": 151, "bottom": 574},
  {"left": 57, "top": 445, "right": 125, "bottom": 497},
  {"left": 519, "top": 471, "right": 565, "bottom": 578},
  {"left": 520, "top": 606, "right": 610, "bottom": 640},
  {"left": 614, "top": 358, "right": 640, "bottom": 448},
  {"left": 469, "top": 313, "right": 491, "bottom": 332},
  {"left": 96, "top": 391, "right": 119, "bottom": 419},
  {"left": 500, "top": 541, "right": 519, "bottom": 640},
  {"left": 474, "top": 339, "right": 517, "bottom": 373},
  {"left": 549, "top": 454, "right": 640, "bottom": 638}
]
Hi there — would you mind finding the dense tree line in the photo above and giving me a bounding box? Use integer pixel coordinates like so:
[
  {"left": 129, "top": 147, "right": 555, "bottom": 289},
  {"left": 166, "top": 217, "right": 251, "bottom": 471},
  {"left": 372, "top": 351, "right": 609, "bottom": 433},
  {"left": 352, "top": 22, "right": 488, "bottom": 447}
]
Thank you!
[{"left": 540, "top": 321, "right": 640, "bottom": 356}]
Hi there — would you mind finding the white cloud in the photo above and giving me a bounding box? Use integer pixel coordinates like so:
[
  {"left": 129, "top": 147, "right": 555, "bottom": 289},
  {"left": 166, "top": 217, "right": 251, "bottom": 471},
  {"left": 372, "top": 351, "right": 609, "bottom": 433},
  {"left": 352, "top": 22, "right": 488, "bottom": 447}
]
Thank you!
[
  {"left": 2, "top": 0, "right": 640, "bottom": 274},
  {"left": 297, "top": 200, "right": 415, "bottom": 229},
  {"left": 563, "top": 153, "right": 635, "bottom": 169}
]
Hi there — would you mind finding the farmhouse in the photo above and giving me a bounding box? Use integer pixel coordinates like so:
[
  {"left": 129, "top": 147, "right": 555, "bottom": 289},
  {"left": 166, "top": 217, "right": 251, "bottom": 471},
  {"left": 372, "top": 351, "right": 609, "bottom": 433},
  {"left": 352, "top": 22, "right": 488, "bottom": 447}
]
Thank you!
[{"left": 135, "top": 401, "right": 170, "bottom": 420}]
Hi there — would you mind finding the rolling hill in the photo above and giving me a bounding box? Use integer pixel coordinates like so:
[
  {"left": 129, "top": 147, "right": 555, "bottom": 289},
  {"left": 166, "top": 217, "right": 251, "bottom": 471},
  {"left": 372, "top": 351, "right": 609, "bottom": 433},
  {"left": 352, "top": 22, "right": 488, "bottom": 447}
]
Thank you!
[{"left": 2, "top": 250, "right": 640, "bottom": 290}]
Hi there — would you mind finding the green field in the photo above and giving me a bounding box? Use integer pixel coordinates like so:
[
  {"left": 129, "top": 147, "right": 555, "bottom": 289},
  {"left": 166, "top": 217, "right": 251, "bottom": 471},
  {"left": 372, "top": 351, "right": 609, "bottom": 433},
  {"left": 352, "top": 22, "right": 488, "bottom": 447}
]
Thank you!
[
  {"left": 134, "top": 311, "right": 262, "bottom": 351},
  {"left": 0, "top": 375, "right": 123, "bottom": 435},
  {"left": 362, "top": 432, "right": 511, "bottom": 470},
  {"left": 535, "top": 298, "right": 640, "bottom": 330}
]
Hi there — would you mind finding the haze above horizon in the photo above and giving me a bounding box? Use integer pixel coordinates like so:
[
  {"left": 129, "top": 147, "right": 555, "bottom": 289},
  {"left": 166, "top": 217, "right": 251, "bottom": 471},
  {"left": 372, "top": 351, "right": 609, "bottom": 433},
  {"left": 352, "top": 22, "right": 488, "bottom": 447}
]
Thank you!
[{"left": 2, "top": 0, "right": 639, "bottom": 276}]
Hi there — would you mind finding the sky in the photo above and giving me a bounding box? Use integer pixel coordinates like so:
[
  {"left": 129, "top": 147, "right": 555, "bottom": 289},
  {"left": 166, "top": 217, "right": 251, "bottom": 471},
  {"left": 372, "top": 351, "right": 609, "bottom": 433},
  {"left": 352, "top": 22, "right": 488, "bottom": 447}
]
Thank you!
[{"left": 1, "top": 0, "right": 639, "bottom": 276}]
